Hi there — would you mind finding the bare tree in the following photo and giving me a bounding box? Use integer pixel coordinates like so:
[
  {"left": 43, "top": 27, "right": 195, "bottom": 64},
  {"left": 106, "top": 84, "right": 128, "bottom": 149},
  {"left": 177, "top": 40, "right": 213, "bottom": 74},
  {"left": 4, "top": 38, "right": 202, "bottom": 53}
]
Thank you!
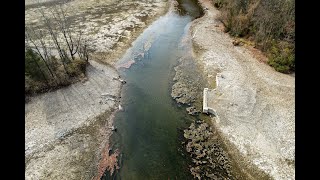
[
  {"left": 38, "top": 7, "right": 71, "bottom": 75},
  {"left": 25, "top": 26, "right": 56, "bottom": 80},
  {"left": 25, "top": 2, "right": 91, "bottom": 92},
  {"left": 50, "top": 5, "right": 82, "bottom": 61},
  {"left": 78, "top": 39, "right": 90, "bottom": 63},
  {"left": 25, "top": 48, "right": 49, "bottom": 85}
]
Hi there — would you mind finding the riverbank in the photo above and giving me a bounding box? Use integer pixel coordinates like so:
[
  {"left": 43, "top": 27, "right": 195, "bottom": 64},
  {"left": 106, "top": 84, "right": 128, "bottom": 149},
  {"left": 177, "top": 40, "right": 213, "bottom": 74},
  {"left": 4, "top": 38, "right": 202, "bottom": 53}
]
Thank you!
[
  {"left": 25, "top": 0, "right": 169, "bottom": 66},
  {"left": 25, "top": 0, "right": 169, "bottom": 179},
  {"left": 25, "top": 60, "right": 122, "bottom": 179},
  {"left": 189, "top": 0, "right": 295, "bottom": 179},
  {"left": 25, "top": 0, "right": 169, "bottom": 97}
]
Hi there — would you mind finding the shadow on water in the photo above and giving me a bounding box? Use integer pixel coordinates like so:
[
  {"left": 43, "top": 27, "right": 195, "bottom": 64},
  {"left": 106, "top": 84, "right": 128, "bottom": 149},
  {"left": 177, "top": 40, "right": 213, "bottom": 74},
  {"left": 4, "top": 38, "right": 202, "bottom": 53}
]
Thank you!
[{"left": 103, "top": 0, "right": 203, "bottom": 179}]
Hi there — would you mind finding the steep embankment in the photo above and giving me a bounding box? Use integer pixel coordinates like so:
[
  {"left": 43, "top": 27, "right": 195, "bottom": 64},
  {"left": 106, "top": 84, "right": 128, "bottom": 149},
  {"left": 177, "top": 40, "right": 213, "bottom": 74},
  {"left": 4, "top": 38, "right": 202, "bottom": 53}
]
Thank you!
[{"left": 190, "top": 0, "right": 295, "bottom": 179}]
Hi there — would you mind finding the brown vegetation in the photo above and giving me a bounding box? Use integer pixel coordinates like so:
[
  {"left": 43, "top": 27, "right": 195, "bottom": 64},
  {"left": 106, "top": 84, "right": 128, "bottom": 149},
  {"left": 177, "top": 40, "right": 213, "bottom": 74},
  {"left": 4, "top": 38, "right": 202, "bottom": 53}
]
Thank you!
[
  {"left": 212, "top": 0, "right": 295, "bottom": 73},
  {"left": 25, "top": 5, "right": 91, "bottom": 99}
]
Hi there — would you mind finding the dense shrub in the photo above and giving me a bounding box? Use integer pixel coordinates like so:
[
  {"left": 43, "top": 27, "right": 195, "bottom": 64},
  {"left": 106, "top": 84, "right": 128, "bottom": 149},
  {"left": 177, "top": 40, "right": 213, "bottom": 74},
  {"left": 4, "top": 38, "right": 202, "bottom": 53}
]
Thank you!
[
  {"left": 66, "top": 59, "right": 87, "bottom": 77},
  {"left": 25, "top": 5, "right": 91, "bottom": 97},
  {"left": 25, "top": 48, "right": 48, "bottom": 82},
  {"left": 267, "top": 40, "right": 295, "bottom": 73},
  {"left": 212, "top": 0, "right": 295, "bottom": 73},
  {"left": 25, "top": 48, "right": 88, "bottom": 96}
]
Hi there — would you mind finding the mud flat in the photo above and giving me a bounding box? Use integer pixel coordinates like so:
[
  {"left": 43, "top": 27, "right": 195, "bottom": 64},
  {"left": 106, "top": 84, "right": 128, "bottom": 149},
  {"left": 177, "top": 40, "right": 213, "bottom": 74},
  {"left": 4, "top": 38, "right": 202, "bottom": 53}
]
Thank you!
[
  {"left": 188, "top": 0, "right": 295, "bottom": 179},
  {"left": 170, "top": 8, "right": 250, "bottom": 180},
  {"left": 25, "top": 0, "right": 169, "bottom": 179},
  {"left": 171, "top": 22, "right": 205, "bottom": 110},
  {"left": 25, "top": 60, "right": 122, "bottom": 179},
  {"left": 25, "top": 0, "right": 169, "bottom": 65}
]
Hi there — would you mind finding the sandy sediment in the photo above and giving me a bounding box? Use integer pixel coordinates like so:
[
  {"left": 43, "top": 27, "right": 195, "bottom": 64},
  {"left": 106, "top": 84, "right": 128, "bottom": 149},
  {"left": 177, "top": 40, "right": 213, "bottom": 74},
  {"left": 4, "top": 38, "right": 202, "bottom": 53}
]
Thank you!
[
  {"left": 25, "top": 0, "right": 169, "bottom": 65},
  {"left": 25, "top": 60, "right": 122, "bottom": 179},
  {"left": 189, "top": 0, "right": 295, "bottom": 179},
  {"left": 25, "top": 0, "right": 169, "bottom": 179}
]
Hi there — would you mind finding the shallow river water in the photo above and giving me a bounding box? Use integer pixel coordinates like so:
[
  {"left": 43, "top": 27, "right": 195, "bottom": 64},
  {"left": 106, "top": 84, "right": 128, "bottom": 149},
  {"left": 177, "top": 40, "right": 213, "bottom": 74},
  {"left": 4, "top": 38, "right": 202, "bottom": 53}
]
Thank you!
[{"left": 106, "top": 0, "right": 203, "bottom": 179}]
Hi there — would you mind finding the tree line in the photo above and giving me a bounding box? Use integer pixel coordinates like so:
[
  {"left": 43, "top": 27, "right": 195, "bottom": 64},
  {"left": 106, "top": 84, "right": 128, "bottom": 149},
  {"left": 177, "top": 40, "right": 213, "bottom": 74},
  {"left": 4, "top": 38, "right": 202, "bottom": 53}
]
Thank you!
[
  {"left": 25, "top": 5, "right": 91, "bottom": 96},
  {"left": 212, "top": 0, "right": 295, "bottom": 73}
]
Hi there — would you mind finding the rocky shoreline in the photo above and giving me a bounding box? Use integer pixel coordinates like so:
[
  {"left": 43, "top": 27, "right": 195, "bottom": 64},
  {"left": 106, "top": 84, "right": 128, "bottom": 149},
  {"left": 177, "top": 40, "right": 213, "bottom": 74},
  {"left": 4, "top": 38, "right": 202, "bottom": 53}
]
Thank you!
[
  {"left": 171, "top": 0, "right": 294, "bottom": 179},
  {"left": 183, "top": 121, "right": 234, "bottom": 179},
  {"left": 169, "top": 6, "right": 241, "bottom": 179},
  {"left": 171, "top": 22, "right": 205, "bottom": 110},
  {"left": 183, "top": 0, "right": 295, "bottom": 179}
]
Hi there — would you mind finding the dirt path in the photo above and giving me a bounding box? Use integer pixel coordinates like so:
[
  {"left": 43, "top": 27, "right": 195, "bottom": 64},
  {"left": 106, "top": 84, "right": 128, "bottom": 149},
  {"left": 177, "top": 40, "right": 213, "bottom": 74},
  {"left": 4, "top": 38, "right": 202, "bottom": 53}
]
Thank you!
[{"left": 190, "top": 0, "right": 295, "bottom": 179}]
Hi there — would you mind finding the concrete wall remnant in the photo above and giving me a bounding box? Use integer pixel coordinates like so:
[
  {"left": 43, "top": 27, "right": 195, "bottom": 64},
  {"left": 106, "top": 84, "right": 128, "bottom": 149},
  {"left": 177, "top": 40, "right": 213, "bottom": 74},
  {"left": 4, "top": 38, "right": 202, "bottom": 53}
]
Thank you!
[{"left": 203, "top": 88, "right": 216, "bottom": 115}]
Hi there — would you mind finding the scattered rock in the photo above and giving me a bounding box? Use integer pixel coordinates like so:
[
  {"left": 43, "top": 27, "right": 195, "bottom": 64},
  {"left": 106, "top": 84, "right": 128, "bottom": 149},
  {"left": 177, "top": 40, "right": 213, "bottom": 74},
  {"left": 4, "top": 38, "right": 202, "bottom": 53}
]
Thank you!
[
  {"left": 232, "top": 39, "right": 240, "bottom": 46},
  {"left": 118, "top": 104, "right": 123, "bottom": 111},
  {"left": 183, "top": 122, "right": 234, "bottom": 179},
  {"left": 186, "top": 106, "right": 200, "bottom": 115},
  {"left": 25, "top": 0, "right": 168, "bottom": 179},
  {"left": 196, "top": 120, "right": 202, "bottom": 124},
  {"left": 112, "top": 76, "right": 120, "bottom": 80},
  {"left": 119, "top": 79, "right": 126, "bottom": 84},
  {"left": 81, "top": 77, "right": 89, "bottom": 83},
  {"left": 232, "top": 39, "right": 245, "bottom": 46},
  {"left": 111, "top": 126, "right": 117, "bottom": 132}
]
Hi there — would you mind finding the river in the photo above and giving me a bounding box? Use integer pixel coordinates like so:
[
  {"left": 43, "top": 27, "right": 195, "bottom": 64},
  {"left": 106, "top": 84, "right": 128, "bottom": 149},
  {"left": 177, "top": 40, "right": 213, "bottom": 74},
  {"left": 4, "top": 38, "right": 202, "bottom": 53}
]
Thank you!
[{"left": 105, "top": 0, "right": 203, "bottom": 179}]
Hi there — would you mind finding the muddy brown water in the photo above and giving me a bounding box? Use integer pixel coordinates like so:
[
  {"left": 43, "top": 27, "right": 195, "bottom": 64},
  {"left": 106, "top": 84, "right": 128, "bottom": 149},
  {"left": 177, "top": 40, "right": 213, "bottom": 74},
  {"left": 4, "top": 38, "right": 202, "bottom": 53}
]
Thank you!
[{"left": 104, "top": 0, "right": 204, "bottom": 179}]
